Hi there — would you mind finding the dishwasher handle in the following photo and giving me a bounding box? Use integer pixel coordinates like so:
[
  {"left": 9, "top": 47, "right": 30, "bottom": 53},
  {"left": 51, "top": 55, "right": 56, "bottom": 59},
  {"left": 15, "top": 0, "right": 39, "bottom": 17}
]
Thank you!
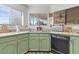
[{"left": 51, "top": 34, "right": 70, "bottom": 40}]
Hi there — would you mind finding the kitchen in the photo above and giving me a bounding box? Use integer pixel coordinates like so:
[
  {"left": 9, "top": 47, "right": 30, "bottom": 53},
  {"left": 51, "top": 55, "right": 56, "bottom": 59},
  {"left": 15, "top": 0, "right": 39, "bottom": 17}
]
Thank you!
[{"left": 0, "top": 4, "right": 79, "bottom": 54}]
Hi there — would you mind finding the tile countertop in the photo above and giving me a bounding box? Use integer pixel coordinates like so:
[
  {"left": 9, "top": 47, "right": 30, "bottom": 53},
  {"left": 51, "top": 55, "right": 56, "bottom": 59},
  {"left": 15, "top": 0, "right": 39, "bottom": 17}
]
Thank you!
[
  {"left": 29, "top": 31, "right": 79, "bottom": 36},
  {"left": 0, "top": 31, "right": 29, "bottom": 37},
  {"left": 51, "top": 32, "right": 79, "bottom": 36},
  {"left": 0, "top": 31, "right": 79, "bottom": 37}
]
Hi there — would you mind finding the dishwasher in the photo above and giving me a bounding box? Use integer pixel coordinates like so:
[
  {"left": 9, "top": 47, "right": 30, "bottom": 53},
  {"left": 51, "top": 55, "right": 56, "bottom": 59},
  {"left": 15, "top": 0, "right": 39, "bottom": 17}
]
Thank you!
[{"left": 51, "top": 34, "right": 70, "bottom": 54}]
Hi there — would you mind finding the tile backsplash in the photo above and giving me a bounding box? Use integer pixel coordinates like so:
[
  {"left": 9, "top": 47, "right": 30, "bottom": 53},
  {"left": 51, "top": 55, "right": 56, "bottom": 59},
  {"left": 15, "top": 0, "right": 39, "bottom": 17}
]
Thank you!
[
  {"left": 0, "top": 25, "right": 28, "bottom": 32},
  {"left": 29, "top": 25, "right": 49, "bottom": 32},
  {"left": 65, "top": 24, "right": 79, "bottom": 33}
]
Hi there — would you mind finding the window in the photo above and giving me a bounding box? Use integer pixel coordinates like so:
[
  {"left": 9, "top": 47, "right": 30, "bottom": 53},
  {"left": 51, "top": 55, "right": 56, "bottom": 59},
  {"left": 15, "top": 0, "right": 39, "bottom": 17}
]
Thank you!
[
  {"left": 0, "top": 5, "right": 22, "bottom": 25},
  {"left": 0, "top": 5, "right": 11, "bottom": 24},
  {"left": 30, "top": 15, "right": 48, "bottom": 25}
]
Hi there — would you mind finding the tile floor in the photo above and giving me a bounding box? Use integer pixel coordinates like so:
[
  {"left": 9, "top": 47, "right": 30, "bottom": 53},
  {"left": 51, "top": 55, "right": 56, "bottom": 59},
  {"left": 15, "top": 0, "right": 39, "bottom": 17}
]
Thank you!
[{"left": 27, "top": 51, "right": 53, "bottom": 54}]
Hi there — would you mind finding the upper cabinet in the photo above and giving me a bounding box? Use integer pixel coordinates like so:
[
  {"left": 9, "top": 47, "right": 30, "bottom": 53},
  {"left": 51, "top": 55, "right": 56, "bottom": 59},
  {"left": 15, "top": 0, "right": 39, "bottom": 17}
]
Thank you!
[
  {"left": 66, "top": 6, "right": 79, "bottom": 24},
  {"left": 50, "top": 6, "right": 79, "bottom": 24},
  {"left": 53, "top": 10, "right": 65, "bottom": 24}
]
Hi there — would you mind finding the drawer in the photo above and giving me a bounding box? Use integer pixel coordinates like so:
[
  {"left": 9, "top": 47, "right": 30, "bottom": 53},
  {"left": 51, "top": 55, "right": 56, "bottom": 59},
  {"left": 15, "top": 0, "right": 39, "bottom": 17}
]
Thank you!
[
  {"left": 40, "top": 34, "right": 50, "bottom": 37},
  {"left": 40, "top": 37, "right": 50, "bottom": 40},
  {"left": 0, "top": 36, "right": 16, "bottom": 44},
  {"left": 18, "top": 37, "right": 28, "bottom": 41},
  {"left": 29, "top": 37, "right": 39, "bottom": 40},
  {"left": 29, "top": 34, "right": 39, "bottom": 37},
  {"left": 70, "top": 36, "right": 79, "bottom": 40},
  {"left": 17, "top": 34, "right": 28, "bottom": 39}
]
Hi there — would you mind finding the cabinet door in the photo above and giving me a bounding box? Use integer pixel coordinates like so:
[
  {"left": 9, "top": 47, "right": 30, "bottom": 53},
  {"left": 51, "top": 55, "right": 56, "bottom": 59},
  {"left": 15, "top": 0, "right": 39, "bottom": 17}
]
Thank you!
[
  {"left": 17, "top": 34, "right": 28, "bottom": 39},
  {"left": 0, "top": 40, "right": 17, "bottom": 54},
  {"left": 74, "top": 39, "right": 79, "bottom": 54},
  {"left": 70, "top": 36, "right": 79, "bottom": 54},
  {"left": 67, "top": 7, "right": 79, "bottom": 24},
  {"left": 29, "top": 37, "right": 39, "bottom": 51},
  {"left": 54, "top": 10, "right": 65, "bottom": 24},
  {"left": 40, "top": 37, "right": 50, "bottom": 51},
  {"left": 0, "top": 36, "right": 16, "bottom": 44},
  {"left": 18, "top": 38, "right": 28, "bottom": 54}
]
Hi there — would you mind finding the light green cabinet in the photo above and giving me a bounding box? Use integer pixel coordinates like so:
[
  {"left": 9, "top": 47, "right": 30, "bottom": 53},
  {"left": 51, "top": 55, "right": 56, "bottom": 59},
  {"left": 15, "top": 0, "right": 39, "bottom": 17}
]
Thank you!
[
  {"left": 17, "top": 34, "right": 28, "bottom": 54},
  {"left": 0, "top": 33, "right": 28, "bottom": 54},
  {"left": 40, "top": 37, "right": 50, "bottom": 51},
  {"left": 0, "top": 33, "right": 51, "bottom": 53},
  {"left": 18, "top": 38, "right": 28, "bottom": 54},
  {"left": 29, "top": 34, "right": 39, "bottom": 37},
  {"left": 29, "top": 37, "right": 39, "bottom": 51},
  {"left": 29, "top": 33, "right": 51, "bottom": 51},
  {"left": 70, "top": 36, "right": 79, "bottom": 54},
  {"left": 0, "top": 37, "right": 17, "bottom": 54},
  {"left": 39, "top": 34, "right": 50, "bottom": 37}
]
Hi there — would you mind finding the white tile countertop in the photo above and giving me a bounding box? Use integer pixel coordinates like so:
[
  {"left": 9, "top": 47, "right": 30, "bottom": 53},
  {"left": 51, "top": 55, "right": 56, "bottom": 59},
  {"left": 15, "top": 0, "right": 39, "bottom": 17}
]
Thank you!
[
  {"left": 0, "top": 31, "right": 79, "bottom": 37},
  {"left": 29, "top": 31, "right": 79, "bottom": 36},
  {"left": 50, "top": 32, "right": 79, "bottom": 36},
  {"left": 0, "top": 31, "right": 29, "bottom": 37}
]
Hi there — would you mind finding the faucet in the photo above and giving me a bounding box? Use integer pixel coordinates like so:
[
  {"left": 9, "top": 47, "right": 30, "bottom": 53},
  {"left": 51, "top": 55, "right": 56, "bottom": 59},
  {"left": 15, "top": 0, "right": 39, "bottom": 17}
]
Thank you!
[{"left": 16, "top": 25, "right": 20, "bottom": 32}]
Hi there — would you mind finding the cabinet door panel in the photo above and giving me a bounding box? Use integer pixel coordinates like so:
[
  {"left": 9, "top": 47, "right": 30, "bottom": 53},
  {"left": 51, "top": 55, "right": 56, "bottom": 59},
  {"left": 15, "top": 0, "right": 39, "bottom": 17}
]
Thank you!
[
  {"left": 29, "top": 34, "right": 39, "bottom": 37},
  {"left": 67, "top": 7, "right": 79, "bottom": 24},
  {"left": 29, "top": 37, "right": 39, "bottom": 51},
  {"left": 40, "top": 37, "right": 50, "bottom": 51},
  {"left": 0, "top": 37, "right": 16, "bottom": 44},
  {"left": 40, "top": 34, "right": 49, "bottom": 37},
  {"left": 17, "top": 34, "right": 28, "bottom": 39},
  {"left": 18, "top": 38, "right": 28, "bottom": 54},
  {"left": 70, "top": 36, "right": 79, "bottom": 54},
  {"left": 54, "top": 10, "right": 65, "bottom": 24},
  {"left": 73, "top": 39, "right": 79, "bottom": 54},
  {"left": 0, "top": 40, "right": 17, "bottom": 54}
]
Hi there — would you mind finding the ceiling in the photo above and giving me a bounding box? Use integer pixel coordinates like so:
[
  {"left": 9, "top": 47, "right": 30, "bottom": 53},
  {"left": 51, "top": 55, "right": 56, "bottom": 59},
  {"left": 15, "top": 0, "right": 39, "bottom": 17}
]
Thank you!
[
  {"left": 27, "top": 4, "right": 51, "bottom": 7},
  {"left": 50, "top": 4, "right": 79, "bottom": 12},
  {"left": 26, "top": 4, "right": 51, "bottom": 13},
  {"left": 25, "top": 4, "right": 79, "bottom": 13},
  {"left": 25, "top": 4, "right": 79, "bottom": 19}
]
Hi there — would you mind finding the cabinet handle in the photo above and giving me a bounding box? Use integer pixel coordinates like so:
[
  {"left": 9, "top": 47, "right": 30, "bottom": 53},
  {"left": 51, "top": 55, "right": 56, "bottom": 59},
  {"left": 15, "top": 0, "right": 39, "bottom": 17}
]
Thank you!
[
  {"left": 70, "top": 40, "right": 74, "bottom": 44},
  {"left": 70, "top": 39, "right": 74, "bottom": 53}
]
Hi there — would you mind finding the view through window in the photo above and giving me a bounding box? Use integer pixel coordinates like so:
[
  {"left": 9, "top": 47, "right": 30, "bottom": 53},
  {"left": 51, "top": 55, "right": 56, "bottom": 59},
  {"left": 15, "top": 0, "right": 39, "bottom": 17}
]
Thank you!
[
  {"left": 30, "top": 14, "right": 48, "bottom": 25},
  {"left": 0, "top": 5, "right": 22, "bottom": 25}
]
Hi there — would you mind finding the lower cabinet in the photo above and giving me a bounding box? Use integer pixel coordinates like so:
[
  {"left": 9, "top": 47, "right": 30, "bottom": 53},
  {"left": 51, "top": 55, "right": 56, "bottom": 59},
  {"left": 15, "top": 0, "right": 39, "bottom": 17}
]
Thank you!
[
  {"left": 40, "top": 37, "right": 50, "bottom": 51},
  {"left": 29, "top": 37, "right": 39, "bottom": 51},
  {"left": 0, "top": 33, "right": 28, "bottom": 54},
  {"left": 17, "top": 34, "right": 28, "bottom": 54},
  {"left": 0, "top": 37, "right": 17, "bottom": 54},
  {"left": 0, "top": 33, "right": 50, "bottom": 54},
  {"left": 29, "top": 33, "right": 51, "bottom": 51},
  {"left": 70, "top": 36, "right": 79, "bottom": 54},
  {"left": 18, "top": 38, "right": 28, "bottom": 54}
]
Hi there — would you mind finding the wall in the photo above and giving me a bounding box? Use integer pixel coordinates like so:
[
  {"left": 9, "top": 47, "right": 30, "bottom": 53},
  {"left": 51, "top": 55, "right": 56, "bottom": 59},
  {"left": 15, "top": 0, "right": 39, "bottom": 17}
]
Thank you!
[
  {"left": 28, "top": 4, "right": 50, "bottom": 28},
  {"left": 5, "top": 4, "right": 29, "bottom": 26}
]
